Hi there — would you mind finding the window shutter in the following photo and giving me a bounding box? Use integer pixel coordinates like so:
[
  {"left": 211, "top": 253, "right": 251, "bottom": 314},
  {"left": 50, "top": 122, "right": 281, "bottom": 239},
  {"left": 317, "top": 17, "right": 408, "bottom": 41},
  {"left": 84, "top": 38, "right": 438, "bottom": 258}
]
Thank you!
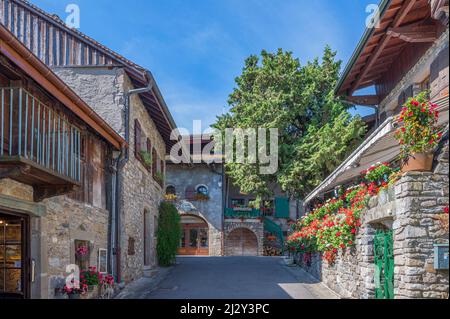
[
  {"left": 146, "top": 138, "right": 152, "bottom": 153},
  {"left": 152, "top": 148, "right": 157, "bottom": 177},
  {"left": 185, "top": 186, "right": 196, "bottom": 200},
  {"left": 395, "top": 85, "right": 413, "bottom": 114},
  {"left": 274, "top": 197, "right": 290, "bottom": 218},
  {"left": 134, "top": 120, "right": 142, "bottom": 159},
  {"left": 404, "top": 85, "right": 413, "bottom": 100}
]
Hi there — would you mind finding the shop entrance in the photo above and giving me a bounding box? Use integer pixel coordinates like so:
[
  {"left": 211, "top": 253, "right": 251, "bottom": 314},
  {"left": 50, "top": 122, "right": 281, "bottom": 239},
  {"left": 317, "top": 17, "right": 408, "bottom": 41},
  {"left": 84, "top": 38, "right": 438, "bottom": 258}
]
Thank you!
[
  {"left": 0, "top": 212, "right": 29, "bottom": 299},
  {"left": 178, "top": 215, "right": 209, "bottom": 256}
]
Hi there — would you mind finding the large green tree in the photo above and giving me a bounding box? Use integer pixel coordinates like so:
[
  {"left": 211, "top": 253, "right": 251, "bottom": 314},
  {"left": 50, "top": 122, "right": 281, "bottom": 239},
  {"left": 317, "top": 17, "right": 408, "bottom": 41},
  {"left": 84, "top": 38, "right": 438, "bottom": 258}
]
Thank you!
[{"left": 214, "top": 47, "right": 367, "bottom": 199}]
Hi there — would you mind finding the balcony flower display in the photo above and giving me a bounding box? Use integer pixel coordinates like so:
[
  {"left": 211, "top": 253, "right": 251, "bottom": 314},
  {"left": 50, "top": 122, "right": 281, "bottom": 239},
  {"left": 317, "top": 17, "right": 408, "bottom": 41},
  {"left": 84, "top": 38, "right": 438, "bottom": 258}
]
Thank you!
[
  {"left": 194, "top": 193, "right": 210, "bottom": 201},
  {"left": 363, "top": 162, "right": 393, "bottom": 185},
  {"left": 287, "top": 169, "right": 393, "bottom": 264},
  {"left": 394, "top": 91, "right": 443, "bottom": 172},
  {"left": 164, "top": 194, "right": 178, "bottom": 202}
]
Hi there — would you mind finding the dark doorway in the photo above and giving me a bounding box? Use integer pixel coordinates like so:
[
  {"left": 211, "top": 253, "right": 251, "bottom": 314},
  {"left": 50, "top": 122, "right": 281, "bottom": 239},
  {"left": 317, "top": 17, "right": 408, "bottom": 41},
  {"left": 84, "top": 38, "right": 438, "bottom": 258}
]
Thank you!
[{"left": 0, "top": 212, "right": 30, "bottom": 299}]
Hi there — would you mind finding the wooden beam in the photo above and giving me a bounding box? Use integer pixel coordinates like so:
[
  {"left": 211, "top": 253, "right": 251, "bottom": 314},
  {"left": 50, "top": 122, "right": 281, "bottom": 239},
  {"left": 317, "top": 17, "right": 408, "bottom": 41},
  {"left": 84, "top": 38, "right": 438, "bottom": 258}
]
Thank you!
[
  {"left": 350, "top": 0, "right": 418, "bottom": 94},
  {"left": 345, "top": 95, "right": 380, "bottom": 106},
  {"left": 387, "top": 21, "right": 438, "bottom": 42}
]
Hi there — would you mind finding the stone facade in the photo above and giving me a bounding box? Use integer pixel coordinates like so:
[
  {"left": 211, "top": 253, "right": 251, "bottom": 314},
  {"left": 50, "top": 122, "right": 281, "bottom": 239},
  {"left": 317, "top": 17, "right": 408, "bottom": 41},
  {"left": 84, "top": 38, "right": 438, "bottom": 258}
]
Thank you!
[
  {"left": 296, "top": 140, "right": 449, "bottom": 299},
  {"left": 0, "top": 176, "right": 110, "bottom": 299},
  {"left": 166, "top": 163, "right": 223, "bottom": 256},
  {"left": 52, "top": 66, "right": 166, "bottom": 284}
]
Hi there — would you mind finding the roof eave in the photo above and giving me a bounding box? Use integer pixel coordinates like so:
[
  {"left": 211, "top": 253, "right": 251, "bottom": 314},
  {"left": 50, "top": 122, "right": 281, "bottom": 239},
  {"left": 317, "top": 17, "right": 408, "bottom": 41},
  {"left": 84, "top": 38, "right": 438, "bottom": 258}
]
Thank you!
[{"left": 335, "top": 0, "right": 392, "bottom": 96}]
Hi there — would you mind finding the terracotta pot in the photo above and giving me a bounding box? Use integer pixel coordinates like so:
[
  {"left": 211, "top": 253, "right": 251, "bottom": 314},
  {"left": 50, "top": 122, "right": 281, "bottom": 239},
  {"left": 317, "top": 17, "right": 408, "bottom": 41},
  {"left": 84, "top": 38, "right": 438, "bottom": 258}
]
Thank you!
[{"left": 401, "top": 152, "right": 434, "bottom": 173}]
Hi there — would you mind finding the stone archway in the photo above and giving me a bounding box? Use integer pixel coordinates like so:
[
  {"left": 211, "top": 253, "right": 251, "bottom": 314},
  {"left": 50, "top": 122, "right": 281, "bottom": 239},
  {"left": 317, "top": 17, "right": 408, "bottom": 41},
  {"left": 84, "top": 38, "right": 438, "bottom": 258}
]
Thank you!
[{"left": 225, "top": 227, "right": 259, "bottom": 256}]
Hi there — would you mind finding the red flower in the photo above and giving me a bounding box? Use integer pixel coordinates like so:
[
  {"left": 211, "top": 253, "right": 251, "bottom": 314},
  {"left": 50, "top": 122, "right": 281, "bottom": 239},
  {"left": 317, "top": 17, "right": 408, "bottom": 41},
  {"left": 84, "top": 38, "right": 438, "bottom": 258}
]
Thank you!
[
  {"left": 340, "top": 244, "right": 346, "bottom": 249},
  {"left": 351, "top": 228, "right": 357, "bottom": 234},
  {"left": 444, "top": 206, "right": 449, "bottom": 215},
  {"left": 348, "top": 241, "right": 353, "bottom": 245},
  {"left": 336, "top": 232, "right": 341, "bottom": 237}
]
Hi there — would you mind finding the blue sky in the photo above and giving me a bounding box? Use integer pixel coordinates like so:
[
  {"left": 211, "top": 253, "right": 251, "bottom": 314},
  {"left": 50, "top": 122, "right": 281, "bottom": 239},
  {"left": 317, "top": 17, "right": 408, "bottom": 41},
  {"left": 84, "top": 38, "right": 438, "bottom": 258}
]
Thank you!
[{"left": 32, "top": 0, "right": 376, "bottom": 131}]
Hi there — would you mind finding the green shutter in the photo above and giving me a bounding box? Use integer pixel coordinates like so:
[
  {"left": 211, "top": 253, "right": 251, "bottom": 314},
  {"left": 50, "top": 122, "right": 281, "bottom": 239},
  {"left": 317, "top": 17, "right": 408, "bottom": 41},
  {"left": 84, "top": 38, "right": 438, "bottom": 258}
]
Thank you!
[{"left": 275, "top": 197, "right": 289, "bottom": 218}]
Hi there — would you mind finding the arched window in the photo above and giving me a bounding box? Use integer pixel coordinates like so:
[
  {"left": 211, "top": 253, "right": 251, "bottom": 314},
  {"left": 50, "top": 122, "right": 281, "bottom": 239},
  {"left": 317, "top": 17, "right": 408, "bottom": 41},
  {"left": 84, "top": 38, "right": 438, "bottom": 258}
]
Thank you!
[
  {"left": 166, "top": 185, "right": 176, "bottom": 195},
  {"left": 196, "top": 185, "right": 209, "bottom": 196}
]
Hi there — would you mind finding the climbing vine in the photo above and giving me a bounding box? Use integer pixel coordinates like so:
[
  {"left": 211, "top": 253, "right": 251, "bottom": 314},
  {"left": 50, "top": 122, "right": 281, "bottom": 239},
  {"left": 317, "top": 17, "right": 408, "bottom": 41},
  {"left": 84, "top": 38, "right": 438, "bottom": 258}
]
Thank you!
[{"left": 156, "top": 202, "right": 182, "bottom": 266}]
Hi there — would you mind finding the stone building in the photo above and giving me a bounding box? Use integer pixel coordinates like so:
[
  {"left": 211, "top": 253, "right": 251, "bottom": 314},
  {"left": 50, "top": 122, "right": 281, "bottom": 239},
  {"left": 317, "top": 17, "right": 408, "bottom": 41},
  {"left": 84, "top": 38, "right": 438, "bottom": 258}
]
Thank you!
[
  {"left": 296, "top": 0, "right": 449, "bottom": 299},
  {"left": 0, "top": 0, "right": 177, "bottom": 285},
  {"left": 166, "top": 136, "right": 298, "bottom": 257},
  {"left": 0, "top": 23, "right": 125, "bottom": 298}
]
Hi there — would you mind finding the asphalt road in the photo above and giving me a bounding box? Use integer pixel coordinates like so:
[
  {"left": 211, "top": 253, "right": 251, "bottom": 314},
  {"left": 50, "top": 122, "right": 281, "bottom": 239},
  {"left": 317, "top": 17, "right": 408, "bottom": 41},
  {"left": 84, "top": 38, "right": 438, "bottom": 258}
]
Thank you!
[{"left": 145, "top": 257, "right": 337, "bottom": 299}]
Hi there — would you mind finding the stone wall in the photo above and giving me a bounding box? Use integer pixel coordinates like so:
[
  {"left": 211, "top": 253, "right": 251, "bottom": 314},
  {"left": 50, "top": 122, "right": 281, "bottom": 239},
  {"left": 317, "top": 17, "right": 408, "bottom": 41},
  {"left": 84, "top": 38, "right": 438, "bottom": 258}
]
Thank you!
[
  {"left": 52, "top": 67, "right": 126, "bottom": 138},
  {"left": 166, "top": 164, "right": 223, "bottom": 256},
  {"left": 296, "top": 140, "right": 449, "bottom": 299},
  {"left": 119, "top": 73, "right": 166, "bottom": 283},
  {"left": 43, "top": 196, "right": 110, "bottom": 298},
  {"left": 0, "top": 178, "right": 109, "bottom": 299},
  {"left": 224, "top": 220, "right": 264, "bottom": 256},
  {"left": 53, "top": 66, "right": 167, "bottom": 284}
]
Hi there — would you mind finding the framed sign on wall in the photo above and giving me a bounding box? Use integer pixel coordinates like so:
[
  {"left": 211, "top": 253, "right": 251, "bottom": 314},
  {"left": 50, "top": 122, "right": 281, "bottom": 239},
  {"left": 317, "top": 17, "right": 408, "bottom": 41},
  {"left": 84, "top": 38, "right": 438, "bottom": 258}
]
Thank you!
[{"left": 98, "top": 249, "right": 108, "bottom": 274}]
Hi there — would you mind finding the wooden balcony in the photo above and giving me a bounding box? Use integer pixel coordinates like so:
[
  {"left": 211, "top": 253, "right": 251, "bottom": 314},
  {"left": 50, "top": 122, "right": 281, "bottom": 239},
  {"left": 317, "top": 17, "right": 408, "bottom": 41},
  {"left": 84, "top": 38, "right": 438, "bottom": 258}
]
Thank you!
[{"left": 0, "top": 87, "right": 81, "bottom": 202}]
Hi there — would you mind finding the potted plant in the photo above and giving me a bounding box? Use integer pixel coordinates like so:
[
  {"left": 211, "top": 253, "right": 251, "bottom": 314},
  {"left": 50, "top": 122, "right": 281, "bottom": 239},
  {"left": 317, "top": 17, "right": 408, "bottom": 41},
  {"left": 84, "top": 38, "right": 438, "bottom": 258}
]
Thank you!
[
  {"left": 80, "top": 266, "right": 103, "bottom": 299},
  {"left": 75, "top": 245, "right": 90, "bottom": 262},
  {"left": 139, "top": 150, "right": 153, "bottom": 169},
  {"left": 194, "top": 193, "right": 210, "bottom": 201},
  {"left": 363, "top": 162, "right": 393, "bottom": 186},
  {"left": 62, "top": 282, "right": 85, "bottom": 299},
  {"left": 99, "top": 274, "right": 116, "bottom": 299},
  {"left": 394, "top": 91, "right": 443, "bottom": 172},
  {"left": 164, "top": 194, "right": 177, "bottom": 201}
]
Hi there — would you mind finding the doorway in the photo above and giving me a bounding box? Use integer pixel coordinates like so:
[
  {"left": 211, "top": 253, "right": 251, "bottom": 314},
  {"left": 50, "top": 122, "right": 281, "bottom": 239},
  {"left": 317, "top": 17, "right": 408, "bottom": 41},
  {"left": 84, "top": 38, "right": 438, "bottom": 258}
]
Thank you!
[
  {"left": 0, "top": 212, "right": 29, "bottom": 299},
  {"left": 178, "top": 215, "right": 209, "bottom": 256},
  {"left": 225, "top": 228, "right": 258, "bottom": 256},
  {"left": 374, "top": 229, "right": 394, "bottom": 299}
]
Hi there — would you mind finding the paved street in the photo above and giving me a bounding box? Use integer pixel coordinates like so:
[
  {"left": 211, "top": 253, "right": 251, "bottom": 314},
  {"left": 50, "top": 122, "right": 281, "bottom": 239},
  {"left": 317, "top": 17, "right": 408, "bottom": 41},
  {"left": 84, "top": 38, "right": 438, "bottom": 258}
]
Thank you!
[{"left": 117, "top": 257, "right": 338, "bottom": 299}]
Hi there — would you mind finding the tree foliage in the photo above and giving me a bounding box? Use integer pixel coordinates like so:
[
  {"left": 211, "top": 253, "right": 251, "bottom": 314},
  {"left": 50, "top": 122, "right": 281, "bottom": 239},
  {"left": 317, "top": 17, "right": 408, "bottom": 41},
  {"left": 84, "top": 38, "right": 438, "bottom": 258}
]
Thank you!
[
  {"left": 156, "top": 202, "right": 182, "bottom": 267},
  {"left": 213, "top": 47, "right": 367, "bottom": 199}
]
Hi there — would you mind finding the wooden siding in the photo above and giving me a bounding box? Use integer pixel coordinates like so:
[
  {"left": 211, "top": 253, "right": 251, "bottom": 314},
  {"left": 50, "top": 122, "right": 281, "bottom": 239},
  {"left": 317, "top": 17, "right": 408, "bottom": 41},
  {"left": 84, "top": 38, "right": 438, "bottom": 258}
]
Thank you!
[
  {"left": 375, "top": 42, "right": 431, "bottom": 100},
  {"left": 0, "top": 0, "right": 116, "bottom": 67}
]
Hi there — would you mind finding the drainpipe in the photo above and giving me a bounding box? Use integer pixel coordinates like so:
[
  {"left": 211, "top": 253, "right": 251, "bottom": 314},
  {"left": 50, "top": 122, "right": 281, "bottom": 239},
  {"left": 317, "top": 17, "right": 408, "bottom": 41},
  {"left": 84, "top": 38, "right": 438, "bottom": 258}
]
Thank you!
[{"left": 114, "top": 70, "right": 155, "bottom": 284}]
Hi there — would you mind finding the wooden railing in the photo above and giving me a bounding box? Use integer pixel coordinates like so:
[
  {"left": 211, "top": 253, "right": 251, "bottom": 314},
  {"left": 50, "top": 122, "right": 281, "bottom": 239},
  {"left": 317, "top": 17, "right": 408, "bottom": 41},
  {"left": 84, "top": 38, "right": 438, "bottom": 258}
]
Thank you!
[{"left": 0, "top": 87, "right": 81, "bottom": 183}]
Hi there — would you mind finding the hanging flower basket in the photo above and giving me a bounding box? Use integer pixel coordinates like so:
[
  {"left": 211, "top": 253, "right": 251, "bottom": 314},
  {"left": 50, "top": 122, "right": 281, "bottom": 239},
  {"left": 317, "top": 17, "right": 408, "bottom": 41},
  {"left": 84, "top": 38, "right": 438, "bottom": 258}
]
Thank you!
[{"left": 76, "top": 245, "right": 90, "bottom": 261}]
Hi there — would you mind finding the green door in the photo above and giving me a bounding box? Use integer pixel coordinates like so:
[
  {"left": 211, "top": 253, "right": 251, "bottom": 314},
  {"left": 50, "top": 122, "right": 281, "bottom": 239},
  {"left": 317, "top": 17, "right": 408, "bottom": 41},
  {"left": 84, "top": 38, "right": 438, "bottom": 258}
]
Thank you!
[
  {"left": 374, "top": 230, "right": 394, "bottom": 299},
  {"left": 274, "top": 197, "right": 289, "bottom": 218}
]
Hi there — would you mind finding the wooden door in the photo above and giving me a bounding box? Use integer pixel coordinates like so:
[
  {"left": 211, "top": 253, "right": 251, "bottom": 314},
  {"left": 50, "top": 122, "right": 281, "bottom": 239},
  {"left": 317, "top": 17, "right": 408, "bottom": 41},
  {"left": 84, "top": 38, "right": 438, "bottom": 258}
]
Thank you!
[
  {"left": 178, "top": 223, "right": 209, "bottom": 256},
  {"left": 225, "top": 228, "right": 258, "bottom": 256}
]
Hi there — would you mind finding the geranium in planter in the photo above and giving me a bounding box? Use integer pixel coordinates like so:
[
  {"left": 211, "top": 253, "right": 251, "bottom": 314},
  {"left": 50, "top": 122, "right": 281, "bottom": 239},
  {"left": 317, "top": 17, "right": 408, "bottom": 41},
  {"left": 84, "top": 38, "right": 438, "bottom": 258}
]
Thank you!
[
  {"left": 363, "top": 162, "right": 393, "bottom": 185},
  {"left": 80, "top": 266, "right": 103, "bottom": 299},
  {"left": 62, "top": 280, "right": 85, "bottom": 299},
  {"left": 394, "top": 91, "right": 443, "bottom": 172}
]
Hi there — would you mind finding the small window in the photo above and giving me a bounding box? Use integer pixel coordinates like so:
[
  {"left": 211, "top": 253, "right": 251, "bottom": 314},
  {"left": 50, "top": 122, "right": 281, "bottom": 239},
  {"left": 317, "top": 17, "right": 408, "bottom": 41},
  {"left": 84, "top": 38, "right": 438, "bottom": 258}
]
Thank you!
[
  {"left": 166, "top": 185, "right": 176, "bottom": 195},
  {"left": 196, "top": 185, "right": 209, "bottom": 196}
]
